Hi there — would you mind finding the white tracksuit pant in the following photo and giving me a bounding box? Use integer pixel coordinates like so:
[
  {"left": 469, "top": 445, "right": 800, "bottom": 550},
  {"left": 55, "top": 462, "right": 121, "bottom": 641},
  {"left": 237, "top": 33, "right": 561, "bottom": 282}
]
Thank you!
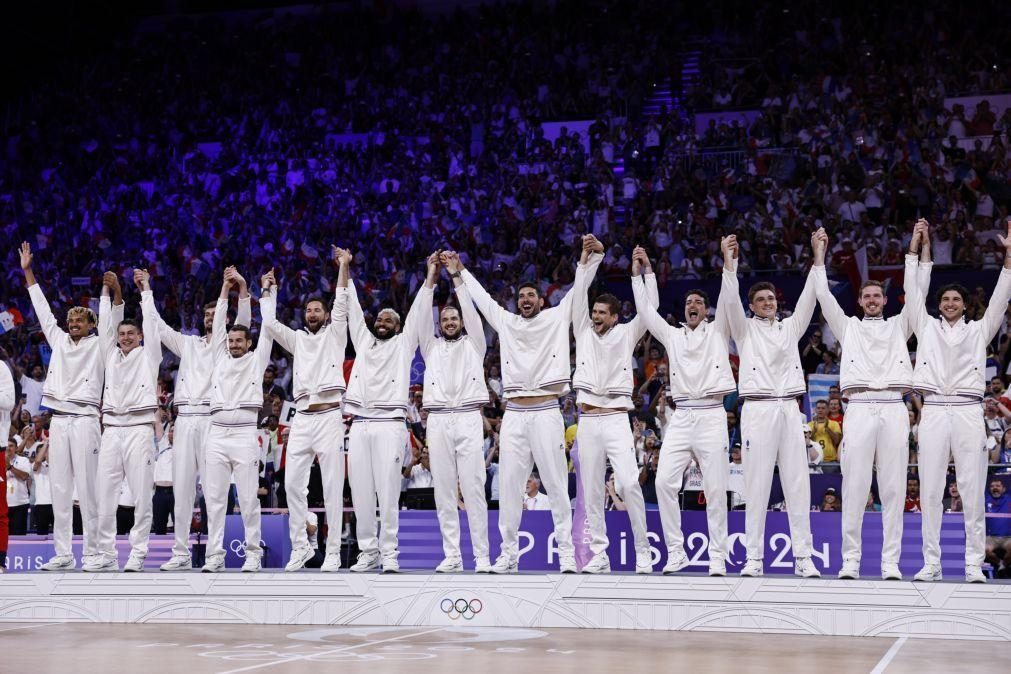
[
  {"left": 171, "top": 412, "right": 210, "bottom": 558},
  {"left": 96, "top": 425, "right": 155, "bottom": 559},
  {"left": 656, "top": 402, "right": 729, "bottom": 562},
  {"left": 498, "top": 403, "right": 574, "bottom": 562},
  {"left": 427, "top": 409, "right": 490, "bottom": 563},
  {"left": 348, "top": 418, "right": 407, "bottom": 560},
  {"left": 286, "top": 407, "right": 346, "bottom": 554},
  {"left": 741, "top": 398, "right": 813, "bottom": 561},
  {"left": 48, "top": 413, "right": 102, "bottom": 558},
  {"left": 840, "top": 397, "right": 909, "bottom": 565},
  {"left": 918, "top": 399, "right": 988, "bottom": 567},
  {"left": 576, "top": 410, "right": 649, "bottom": 557},
  {"left": 204, "top": 423, "right": 262, "bottom": 562}
]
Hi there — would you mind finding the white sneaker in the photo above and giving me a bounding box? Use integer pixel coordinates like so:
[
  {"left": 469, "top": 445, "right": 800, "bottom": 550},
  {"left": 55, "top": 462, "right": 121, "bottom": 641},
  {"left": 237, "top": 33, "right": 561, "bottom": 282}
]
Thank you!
[
  {"left": 965, "top": 565, "right": 986, "bottom": 584},
  {"left": 881, "top": 563, "right": 902, "bottom": 580},
  {"left": 285, "top": 546, "right": 314, "bottom": 572},
  {"left": 41, "top": 555, "right": 76, "bottom": 571},
  {"left": 123, "top": 555, "right": 146, "bottom": 572},
  {"left": 559, "top": 554, "right": 577, "bottom": 574},
  {"left": 350, "top": 552, "right": 381, "bottom": 573},
  {"left": 160, "top": 555, "right": 193, "bottom": 571},
  {"left": 241, "top": 553, "right": 262, "bottom": 573},
  {"left": 794, "top": 556, "right": 821, "bottom": 578},
  {"left": 635, "top": 549, "right": 653, "bottom": 574},
  {"left": 381, "top": 557, "right": 400, "bottom": 574},
  {"left": 662, "top": 551, "right": 689, "bottom": 575},
  {"left": 202, "top": 555, "right": 225, "bottom": 573},
  {"left": 708, "top": 558, "right": 726, "bottom": 577},
  {"left": 435, "top": 557, "right": 464, "bottom": 573},
  {"left": 490, "top": 555, "right": 518, "bottom": 574},
  {"left": 838, "top": 559, "right": 860, "bottom": 580},
  {"left": 581, "top": 552, "right": 611, "bottom": 574},
  {"left": 83, "top": 555, "right": 119, "bottom": 573},
  {"left": 321, "top": 553, "right": 342, "bottom": 572},
  {"left": 475, "top": 557, "right": 492, "bottom": 574},
  {"left": 740, "top": 559, "right": 764, "bottom": 577},
  {"left": 913, "top": 564, "right": 942, "bottom": 582}
]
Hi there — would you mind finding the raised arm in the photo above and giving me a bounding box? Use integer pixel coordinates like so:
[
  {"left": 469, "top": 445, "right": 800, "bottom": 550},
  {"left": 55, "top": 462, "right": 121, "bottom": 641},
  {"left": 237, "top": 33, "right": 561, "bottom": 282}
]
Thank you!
[
  {"left": 786, "top": 238, "right": 820, "bottom": 340},
  {"left": 211, "top": 268, "right": 234, "bottom": 360},
  {"left": 234, "top": 272, "right": 251, "bottom": 328},
  {"left": 140, "top": 274, "right": 187, "bottom": 357},
  {"left": 560, "top": 234, "right": 604, "bottom": 320},
  {"left": 717, "top": 236, "right": 749, "bottom": 339},
  {"left": 458, "top": 262, "right": 509, "bottom": 331},
  {"left": 99, "top": 272, "right": 121, "bottom": 358},
  {"left": 259, "top": 268, "right": 297, "bottom": 354},
  {"left": 810, "top": 228, "right": 849, "bottom": 343},
  {"left": 345, "top": 279, "right": 373, "bottom": 350},
  {"left": 255, "top": 270, "right": 277, "bottom": 369},
  {"left": 135, "top": 269, "right": 163, "bottom": 367},
  {"left": 412, "top": 252, "right": 440, "bottom": 356},
  {"left": 627, "top": 246, "right": 660, "bottom": 340},
  {"left": 442, "top": 251, "right": 487, "bottom": 358},
  {"left": 982, "top": 220, "right": 1011, "bottom": 341},
  {"left": 904, "top": 220, "right": 933, "bottom": 334},
  {"left": 21, "top": 242, "right": 66, "bottom": 344},
  {"left": 631, "top": 272, "right": 671, "bottom": 344}
]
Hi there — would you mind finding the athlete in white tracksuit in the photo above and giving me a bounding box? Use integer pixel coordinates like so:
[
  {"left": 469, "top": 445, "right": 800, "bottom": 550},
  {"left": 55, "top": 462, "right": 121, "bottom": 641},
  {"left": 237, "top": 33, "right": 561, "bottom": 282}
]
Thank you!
[
  {"left": 909, "top": 220, "right": 1011, "bottom": 584},
  {"left": 413, "top": 252, "right": 491, "bottom": 573},
  {"left": 261, "top": 253, "right": 349, "bottom": 573},
  {"left": 344, "top": 251, "right": 426, "bottom": 573},
  {"left": 88, "top": 270, "right": 163, "bottom": 572},
  {"left": 571, "top": 244, "right": 654, "bottom": 574},
  {"left": 632, "top": 240, "right": 738, "bottom": 577},
  {"left": 456, "top": 237, "right": 599, "bottom": 574},
  {"left": 0, "top": 362, "right": 14, "bottom": 475},
  {"left": 152, "top": 275, "right": 251, "bottom": 571},
  {"left": 811, "top": 229, "right": 920, "bottom": 580},
  {"left": 202, "top": 267, "right": 275, "bottom": 573},
  {"left": 20, "top": 242, "right": 116, "bottom": 571},
  {"left": 721, "top": 233, "right": 821, "bottom": 578}
]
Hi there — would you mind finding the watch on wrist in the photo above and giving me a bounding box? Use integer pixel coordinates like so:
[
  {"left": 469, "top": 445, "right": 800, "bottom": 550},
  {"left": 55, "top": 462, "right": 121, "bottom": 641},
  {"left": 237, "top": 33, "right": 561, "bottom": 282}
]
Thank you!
[{"left": 450, "top": 270, "right": 463, "bottom": 278}]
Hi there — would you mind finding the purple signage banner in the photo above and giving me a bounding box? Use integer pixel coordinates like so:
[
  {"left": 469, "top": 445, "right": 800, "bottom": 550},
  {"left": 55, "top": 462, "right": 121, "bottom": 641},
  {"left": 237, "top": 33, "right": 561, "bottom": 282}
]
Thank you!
[{"left": 5, "top": 511, "right": 978, "bottom": 578}]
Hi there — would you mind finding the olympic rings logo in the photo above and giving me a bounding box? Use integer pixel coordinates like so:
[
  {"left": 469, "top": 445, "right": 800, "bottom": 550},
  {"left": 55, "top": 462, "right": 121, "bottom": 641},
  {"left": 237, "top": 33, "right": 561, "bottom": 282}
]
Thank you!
[{"left": 440, "top": 598, "right": 483, "bottom": 620}]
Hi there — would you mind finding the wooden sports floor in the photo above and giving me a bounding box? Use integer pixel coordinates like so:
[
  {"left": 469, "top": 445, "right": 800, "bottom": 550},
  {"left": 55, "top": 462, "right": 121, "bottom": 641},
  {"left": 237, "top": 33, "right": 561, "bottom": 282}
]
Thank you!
[{"left": 7, "top": 622, "right": 1006, "bottom": 673}]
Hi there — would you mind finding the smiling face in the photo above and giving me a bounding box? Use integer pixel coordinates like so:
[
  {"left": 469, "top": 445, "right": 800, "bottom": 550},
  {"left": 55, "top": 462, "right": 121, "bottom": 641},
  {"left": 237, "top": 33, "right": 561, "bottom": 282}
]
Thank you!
[
  {"left": 204, "top": 305, "right": 216, "bottom": 334},
  {"left": 374, "top": 311, "right": 400, "bottom": 339},
  {"left": 684, "top": 293, "right": 707, "bottom": 329},
  {"left": 304, "top": 300, "right": 329, "bottom": 333},
  {"left": 591, "top": 302, "right": 618, "bottom": 335},
  {"left": 440, "top": 306, "right": 462, "bottom": 339},
  {"left": 117, "top": 323, "right": 143, "bottom": 354},
  {"left": 517, "top": 285, "right": 544, "bottom": 318},
  {"left": 858, "top": 282, "right": 886, "bottom": 317},
  {"left": 939, "top": 289, "right": 966, "bottom": 322},
  {"left": 66, "top": 309, "right": 96, "bottom": 340},
  {"left": 749, "top": 288, "right": 777, "bottom": 320},
  {"left": 227, "top": 327, "right": 252, "bottom": 357}
]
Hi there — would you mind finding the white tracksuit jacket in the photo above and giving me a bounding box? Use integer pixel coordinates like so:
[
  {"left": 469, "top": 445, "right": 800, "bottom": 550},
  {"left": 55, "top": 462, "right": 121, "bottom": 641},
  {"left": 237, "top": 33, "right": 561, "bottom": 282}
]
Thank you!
[
  {"left": 99, "top": 291, "right": 162, "bottom": 423},
  {"left": 415, "top": 284, "right": 489, "bottom": 411}
]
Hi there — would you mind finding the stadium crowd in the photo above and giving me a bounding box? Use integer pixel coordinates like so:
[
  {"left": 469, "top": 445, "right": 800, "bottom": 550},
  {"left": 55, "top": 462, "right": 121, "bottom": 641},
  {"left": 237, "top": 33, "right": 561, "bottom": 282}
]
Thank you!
[{"left": 2, "top": 0, "right": 1011, "bottom": 574}]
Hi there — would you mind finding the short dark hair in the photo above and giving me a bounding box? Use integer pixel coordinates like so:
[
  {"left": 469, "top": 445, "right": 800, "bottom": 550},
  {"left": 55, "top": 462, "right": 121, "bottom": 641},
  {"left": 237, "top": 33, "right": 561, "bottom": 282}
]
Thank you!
[
  {"left": 684, "top": 288, "right": 710, "bottom": 309},
  {"left": 117, "top": 318, "right": 143, "bottom": 332},
  {"left": 936, "top": 283, "right": 969, "bottom": 304},
  {"left": 815, "top": 399, "right": 828, "bottom": 407},
  {"left": 203, "top": 301, "right": 217, "bottom": 312},
  {"left": 592, "top": 293, "right": 620, "bottom": 315},
  {"left": 228, "top": 324, "right": 252, "bottom": 339},
  {"left": 747, "top": 281, "right": 776, "bottom": 304},
  {"left": 859, "top": 279, "right": 885, "bottom": 293},
  {"left": 304, "top": 295, "right": 327, "bottom": 312},
  {"left": 517, "top": 281, "right": 542, "bottom": 298}
]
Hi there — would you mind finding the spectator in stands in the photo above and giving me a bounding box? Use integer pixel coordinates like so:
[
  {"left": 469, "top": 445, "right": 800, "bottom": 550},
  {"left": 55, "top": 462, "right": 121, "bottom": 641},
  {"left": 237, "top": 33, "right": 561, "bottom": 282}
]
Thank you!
[
  {"left": 5, "top": 441, "right": 31, "bottom": 535},
  {"left": 815, "top": 351, "right": 840, "bottom": 375},
  {"left": 827, "top": 398, "right": 845, "bottom": 425},
  {"left": 808, "top": 401, "right": 842, "bottom": 470},
  {"left": 985, "top": 478, "right": 1011, "bottom": 576},
  {"left": 865, "top": 491, "right": 882, "bottom": 513},
  {"left": 819, "top": 488, "right": 840, "bottom": 512},
  {"left": 905, "top": 477, "right": 922, "bottom": 513},
  {"left": 522, "top": 475, "right": 550, "bottom": 511},
  {"left": 944, "top": 482, "right": 964, "bottom": 513}
]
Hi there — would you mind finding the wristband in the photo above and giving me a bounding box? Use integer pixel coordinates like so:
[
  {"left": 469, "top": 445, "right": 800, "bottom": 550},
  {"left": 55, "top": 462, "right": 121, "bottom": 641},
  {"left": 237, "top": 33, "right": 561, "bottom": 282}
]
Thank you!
[{"left": 450, "top": 270, "right": 463, "bottom": 279}]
